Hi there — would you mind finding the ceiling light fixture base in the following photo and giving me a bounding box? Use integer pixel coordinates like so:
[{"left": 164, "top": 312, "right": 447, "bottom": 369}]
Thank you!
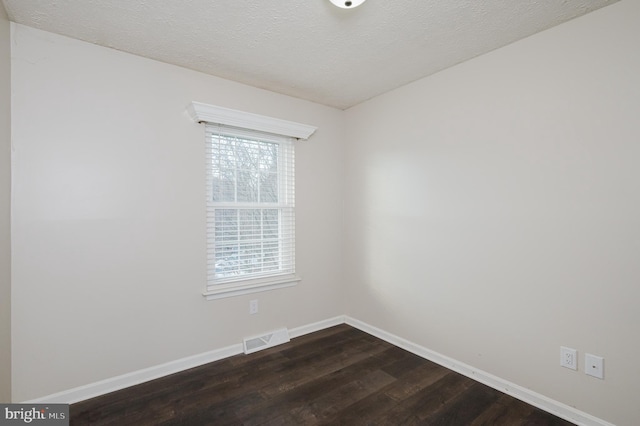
[{"left": 329, "top": 0, "right": 366, "bottom": 9}]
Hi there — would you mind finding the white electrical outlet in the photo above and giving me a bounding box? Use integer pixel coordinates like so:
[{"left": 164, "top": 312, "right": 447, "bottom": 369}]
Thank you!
[
  {"left": 560, "top": 346, "right": 577, "bottom": 370},
  {"left": 249, "top": 299, "right": 258, "bottom": 315},
  {"left": 585, "top": 353, "right": 604, "bottom": 379}
]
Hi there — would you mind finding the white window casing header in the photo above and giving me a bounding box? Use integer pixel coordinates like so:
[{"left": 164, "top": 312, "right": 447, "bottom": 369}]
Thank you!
[{"left": 187, "top": 101, "right": 317, "bottom": 140}]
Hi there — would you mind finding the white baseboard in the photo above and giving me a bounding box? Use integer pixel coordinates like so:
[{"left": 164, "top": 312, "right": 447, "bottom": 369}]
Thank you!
[
  {"left": 26, "top": 314, "right": 613, "bottom": 426},
  {"left": 26, "top": 343, "right": 244, "bottom": 404},
  {"left": 344, "top": 316, "right": 614, "bottom": 426},
  {"left": 289, "top": 315, "right": 345, "bottom": 339},
  {"left": 26, "top": 315, "right": 346, "bottom": 405}
]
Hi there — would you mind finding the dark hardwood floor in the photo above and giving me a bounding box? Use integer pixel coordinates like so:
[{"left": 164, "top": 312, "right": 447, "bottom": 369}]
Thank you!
[{"left": 71, "top": 324, "right": 574, "bottom": 425}]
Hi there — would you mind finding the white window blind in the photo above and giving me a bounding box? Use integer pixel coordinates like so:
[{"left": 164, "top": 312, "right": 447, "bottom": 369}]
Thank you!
[{"left": 206, "top": 124, "right": 296, "bottom": 289}]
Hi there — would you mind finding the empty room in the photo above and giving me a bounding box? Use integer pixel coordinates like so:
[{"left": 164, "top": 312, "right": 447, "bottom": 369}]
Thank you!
[{"left": 1, "top": 0, "right": 638, "bottom": 425}]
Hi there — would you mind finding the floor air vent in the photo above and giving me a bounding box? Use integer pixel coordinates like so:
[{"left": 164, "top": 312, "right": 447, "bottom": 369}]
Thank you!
[{"left": 243, "top": 328, "right": 290, "bottom": 354}]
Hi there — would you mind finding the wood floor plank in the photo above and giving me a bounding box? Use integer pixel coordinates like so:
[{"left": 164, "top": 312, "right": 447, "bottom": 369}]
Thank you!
[
  {"left": 256, "top": 333, "right": 392, "bottom": 398},
  {"left": 379, "top": 351, "right": 431, "bottom": 379},
  {"left": 383, "top": 361, "right": 451, "bottom": 401},
  {"left": 100, "top": 326, "right": 378, "bottom": 424},
  {"left": 317, "top": 391, "right": 397, "bottom": 426},
  {"left": 70, "top": 325, "right": 576, "bottom": 426},
  {"left": 236, "top": 346, "right": 411, "bottom": 425},
  {"left": 523, "top": 408, "right": 576, "bottom": 426},
  {"left": 422, "top": 382, "right": 502, "bottom": 425},
  {"left": 469, "top": 393, "right": 536, "bottom": 425},
  {"left": 368, "top": 372, "right": 474, "bottom": 425},
  {"left": 319, "top": 360, "right": 452, "bottom": 425},
  {"left": 287, "top": 369, "right": 397, "bottom": 424}
]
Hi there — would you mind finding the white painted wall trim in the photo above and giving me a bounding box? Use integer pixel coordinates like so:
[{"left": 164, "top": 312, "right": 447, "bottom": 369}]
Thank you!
[
  {"left": 26, "top": 344, "right": 244, "bottom": 404},
  {"left": 344, "top": 316, "right": 614, "bottom": 426},
  {"left": 25, "top": 314, "right": 613, "bottom": 426},
  {"left": 289, "top": 315, "right": 345, "bottom": 339},
  {"left": 187, "top": 101, "right": 317, "bottom": 140},
  {"left": 203, "top": 275, "right": 301, "bottom": 300},
  {"left": 25, "top": 316, "right": 345, "bottom": 404}
]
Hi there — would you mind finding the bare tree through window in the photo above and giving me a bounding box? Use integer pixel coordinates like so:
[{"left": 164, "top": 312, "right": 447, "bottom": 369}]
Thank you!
[{"left": 208, "top": 130, "right": 294, "bottom": 282}]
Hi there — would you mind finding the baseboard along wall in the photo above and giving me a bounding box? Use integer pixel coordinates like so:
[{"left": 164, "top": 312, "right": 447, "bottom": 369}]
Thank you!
[
  {"left": 25, "top": 316, "right": 345, "bottom": 405},
  {"left": 27, "top": 315, "right": 612, "bottom": 426},
  {"left": 343, "top": 317, "right": 613, "bottom": 426}
]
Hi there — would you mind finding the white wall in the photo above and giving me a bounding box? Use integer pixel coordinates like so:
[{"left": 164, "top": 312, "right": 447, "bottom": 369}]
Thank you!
[
  {"left": 0, "top": 2, "right": 11, "bottom": 403},
  {"left": 10, "top": 24, "right": 345, "bottom": 401},
  {"left": 10, "top": 2, "right": 640, "bottom": 424},
  {"left": 344, "top": 1, "right": 639, "bottom": 425}
]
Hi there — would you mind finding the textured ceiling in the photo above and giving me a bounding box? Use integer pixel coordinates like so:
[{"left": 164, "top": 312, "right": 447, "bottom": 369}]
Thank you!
[{"left": 2, "top": 0, "right": 617, "bottom": 109}]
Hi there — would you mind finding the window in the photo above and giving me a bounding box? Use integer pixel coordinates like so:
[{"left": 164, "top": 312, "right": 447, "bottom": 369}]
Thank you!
[
  {"left": 207, "top": 125, "right": 295, "bottom": 284},
  {"left": 187, "top": 102, "right": 316, "bottom": 299}
]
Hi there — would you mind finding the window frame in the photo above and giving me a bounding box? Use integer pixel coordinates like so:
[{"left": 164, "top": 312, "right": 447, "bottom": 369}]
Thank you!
[{"left": 187, "top": 102, "right": 316, "bottom": 300}]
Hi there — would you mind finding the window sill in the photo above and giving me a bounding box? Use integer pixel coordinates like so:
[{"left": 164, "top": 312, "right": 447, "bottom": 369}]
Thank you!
[{"left": 202, "top": 275, "right": 301, "bottom": 300}]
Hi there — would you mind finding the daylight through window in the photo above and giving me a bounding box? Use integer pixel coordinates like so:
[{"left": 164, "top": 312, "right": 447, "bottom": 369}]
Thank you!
[{"left": 206, "top": 125, "right": 295, "bottom": 286}]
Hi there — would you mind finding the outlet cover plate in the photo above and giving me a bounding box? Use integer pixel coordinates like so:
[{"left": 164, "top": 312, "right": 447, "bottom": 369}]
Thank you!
[
  {"left": 249, "top": 299, "right": 258, "bottom": 315},
  {"left": 560, "top": 346, "right": 577, "bottom": 370},
  {"left": 585, "top": 353, "right": 604, "bottom": 379}
]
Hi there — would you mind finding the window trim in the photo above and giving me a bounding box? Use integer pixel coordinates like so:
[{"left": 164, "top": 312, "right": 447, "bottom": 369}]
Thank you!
[
  {"left": 203, "top": 274, "right": 302, "bottom": 300},
  {"left": 187, "top": 102, "right": 317, "bottom": 140},
  {"left": 188, "top": 101, "right": 316, "bottom": 300}
]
